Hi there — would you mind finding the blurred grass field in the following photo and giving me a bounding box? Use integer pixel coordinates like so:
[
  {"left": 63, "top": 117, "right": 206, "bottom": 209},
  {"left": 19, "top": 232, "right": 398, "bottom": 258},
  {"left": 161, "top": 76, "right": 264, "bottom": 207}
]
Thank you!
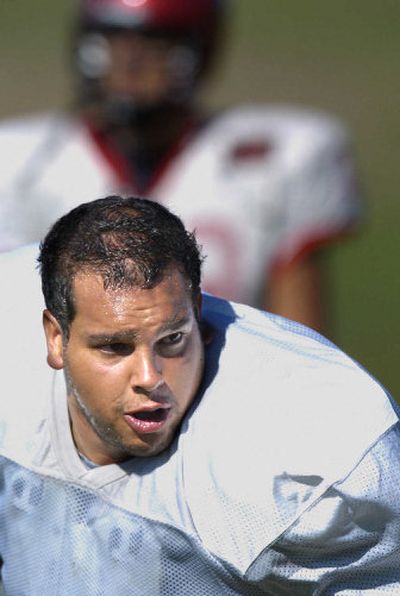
[{"left": 0, "top": 0, "right": 399, "bottom": 397}]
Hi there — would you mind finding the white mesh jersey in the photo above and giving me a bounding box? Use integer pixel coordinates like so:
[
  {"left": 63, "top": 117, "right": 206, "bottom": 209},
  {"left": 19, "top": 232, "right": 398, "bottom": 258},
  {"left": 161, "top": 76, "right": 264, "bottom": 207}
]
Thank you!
[
  {"left": 0, "top": 106, "right": 361, "bottom": 306},
  {"left": 1, "top": 246, "right": 400, "bottom": 595}
]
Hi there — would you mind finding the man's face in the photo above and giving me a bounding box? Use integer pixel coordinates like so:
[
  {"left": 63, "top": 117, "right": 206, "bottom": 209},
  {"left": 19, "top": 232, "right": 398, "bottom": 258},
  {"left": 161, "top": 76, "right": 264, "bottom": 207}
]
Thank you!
[
  {"left": 100, "top": 31, "right": 189, "bottom": 107},
  {"left": 44, "top": 268, "right": 204, "bottom": 465}
]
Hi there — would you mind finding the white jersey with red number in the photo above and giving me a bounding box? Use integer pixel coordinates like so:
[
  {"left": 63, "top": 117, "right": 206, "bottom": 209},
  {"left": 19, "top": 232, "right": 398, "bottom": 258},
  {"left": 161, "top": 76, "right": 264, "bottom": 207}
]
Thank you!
[{"left": 0, "top": 106, "right": 361, "bottom": 306}]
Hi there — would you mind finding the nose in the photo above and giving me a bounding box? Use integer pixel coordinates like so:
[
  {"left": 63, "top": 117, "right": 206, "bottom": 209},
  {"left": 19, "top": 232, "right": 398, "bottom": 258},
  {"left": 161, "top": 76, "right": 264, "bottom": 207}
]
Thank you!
[{"left": 129, "top": 348, "right": 162, "bottom": 394}]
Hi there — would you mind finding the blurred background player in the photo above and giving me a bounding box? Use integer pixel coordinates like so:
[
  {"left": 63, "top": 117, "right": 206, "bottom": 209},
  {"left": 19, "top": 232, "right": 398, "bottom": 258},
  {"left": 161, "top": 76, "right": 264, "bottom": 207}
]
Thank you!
[{"left": 0, "top": 0, "right": 362, "bottom": 333}]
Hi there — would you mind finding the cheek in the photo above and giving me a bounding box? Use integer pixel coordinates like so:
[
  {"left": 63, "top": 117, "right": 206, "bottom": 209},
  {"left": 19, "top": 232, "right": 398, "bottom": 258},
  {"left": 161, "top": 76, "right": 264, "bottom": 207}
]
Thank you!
[
  {"left": 68, "top": 354, "right": 126, "bottom": 400},
  {"left": 168, "top": 346, "right": 203, "bottom": 403}
]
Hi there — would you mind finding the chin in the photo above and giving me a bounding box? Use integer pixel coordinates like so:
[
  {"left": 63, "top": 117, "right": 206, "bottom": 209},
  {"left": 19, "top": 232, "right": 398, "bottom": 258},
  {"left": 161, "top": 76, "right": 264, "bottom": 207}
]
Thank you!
[
  {"left": 130, "top": 436, "right": 172, "bottom": 458},
  {"left": 102, "top": 420, "right": 179, "bottom": 460}
]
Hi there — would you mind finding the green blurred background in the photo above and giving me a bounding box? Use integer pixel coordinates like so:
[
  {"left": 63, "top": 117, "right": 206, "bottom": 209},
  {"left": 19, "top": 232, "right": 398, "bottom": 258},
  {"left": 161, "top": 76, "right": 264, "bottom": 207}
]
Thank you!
[{"left": 0, "top": 0, "right": 399, "bottom": 397}]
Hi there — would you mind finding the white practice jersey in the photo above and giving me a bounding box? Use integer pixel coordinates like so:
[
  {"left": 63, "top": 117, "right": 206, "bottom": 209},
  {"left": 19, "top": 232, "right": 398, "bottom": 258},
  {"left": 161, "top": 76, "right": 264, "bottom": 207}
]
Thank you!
[
  {"left": 0, "top": 106, "right": 361, "bottom": 306},
  {"left": 1, "top": 246, "right": 400, "bottom": 595}
]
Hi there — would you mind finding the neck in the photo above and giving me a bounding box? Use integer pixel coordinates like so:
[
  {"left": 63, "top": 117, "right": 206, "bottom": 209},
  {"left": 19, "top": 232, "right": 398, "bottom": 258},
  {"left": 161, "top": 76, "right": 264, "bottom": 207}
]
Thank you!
[
  {"left": 84, "top": 102, "right": 200, "bottom": 159},
  {"left": 83, "top": 102, "right": 203, "bottom": 191}
]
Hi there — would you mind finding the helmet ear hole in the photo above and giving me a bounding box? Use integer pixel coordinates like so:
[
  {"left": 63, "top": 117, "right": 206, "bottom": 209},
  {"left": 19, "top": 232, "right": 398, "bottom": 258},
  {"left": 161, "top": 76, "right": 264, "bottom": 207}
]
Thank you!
[
  {"left": 167, "top": 45, "right": 200, "bottom": 100},
  {"left": 77, "top": 33, "right": 112, "bottom": 79}
]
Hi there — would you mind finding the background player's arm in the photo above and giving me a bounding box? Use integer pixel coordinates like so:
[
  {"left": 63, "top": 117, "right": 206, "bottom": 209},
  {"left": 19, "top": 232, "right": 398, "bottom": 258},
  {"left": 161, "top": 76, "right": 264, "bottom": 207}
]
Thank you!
[
  {"left": 265, "top": 252, "right": 327, "bottom": 333},
  {"left": 264, "top": 115, "right": 361, "bottom": 335}
]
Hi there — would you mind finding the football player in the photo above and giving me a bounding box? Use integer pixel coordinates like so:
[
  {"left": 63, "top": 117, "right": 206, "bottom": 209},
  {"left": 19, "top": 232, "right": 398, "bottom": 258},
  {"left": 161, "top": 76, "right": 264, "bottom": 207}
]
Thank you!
[
  {"left": 0, "top": 197, "right": 399, "bottom": 594},
  {"left": 0, "top": 0, "right": 362, "bottom": 332}
]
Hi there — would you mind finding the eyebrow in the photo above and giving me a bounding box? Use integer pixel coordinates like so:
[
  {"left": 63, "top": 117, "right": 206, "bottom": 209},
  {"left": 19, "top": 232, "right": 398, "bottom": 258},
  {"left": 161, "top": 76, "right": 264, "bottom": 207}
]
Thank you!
[{"left": 86, "top": 315, "right": 193, "bottom": 345}]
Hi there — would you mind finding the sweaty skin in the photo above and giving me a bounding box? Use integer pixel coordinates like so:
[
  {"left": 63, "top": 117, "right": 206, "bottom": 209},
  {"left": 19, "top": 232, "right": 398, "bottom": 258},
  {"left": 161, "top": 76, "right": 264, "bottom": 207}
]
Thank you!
[{"left": 43, "top": 268, "right": 204, "bottom": 465}]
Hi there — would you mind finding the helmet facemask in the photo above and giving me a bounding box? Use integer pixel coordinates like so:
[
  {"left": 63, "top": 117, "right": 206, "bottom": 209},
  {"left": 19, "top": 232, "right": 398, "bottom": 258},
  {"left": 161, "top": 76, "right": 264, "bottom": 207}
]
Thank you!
[{"left": 75, "top": 28, "right": 203, "bottom": 127}]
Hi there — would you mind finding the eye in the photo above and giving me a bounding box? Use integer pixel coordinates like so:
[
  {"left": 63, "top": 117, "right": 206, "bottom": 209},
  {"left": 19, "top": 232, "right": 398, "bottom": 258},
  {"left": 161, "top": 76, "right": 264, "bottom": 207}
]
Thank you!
[
  {"left": 157, "top": 332, "right": 186, "bottom": 357},
  {"left": 99, "top": 343, "right": 133, "bottom": 356},
  {"left": 160, "top": 332, "right": 184, "bottom": 346}
]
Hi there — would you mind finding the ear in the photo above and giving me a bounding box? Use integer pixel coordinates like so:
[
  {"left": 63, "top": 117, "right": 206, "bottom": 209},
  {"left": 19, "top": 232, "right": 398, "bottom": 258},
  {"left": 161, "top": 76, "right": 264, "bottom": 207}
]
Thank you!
[{"left": 42, "top": 309, "right": 65, "bottom": 370}]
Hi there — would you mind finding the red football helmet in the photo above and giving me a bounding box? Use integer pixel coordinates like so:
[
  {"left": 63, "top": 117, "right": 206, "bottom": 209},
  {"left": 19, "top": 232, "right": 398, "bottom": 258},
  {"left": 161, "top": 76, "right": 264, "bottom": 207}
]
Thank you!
[
  {"left": 77, "top": 0, "right": 225, "bottom": 75},
  {"left": 74, "top": 0, "right": 226, "bottom": 118},
  {"left": 80, "top": 0, "right": 223, "bottom": 35}
]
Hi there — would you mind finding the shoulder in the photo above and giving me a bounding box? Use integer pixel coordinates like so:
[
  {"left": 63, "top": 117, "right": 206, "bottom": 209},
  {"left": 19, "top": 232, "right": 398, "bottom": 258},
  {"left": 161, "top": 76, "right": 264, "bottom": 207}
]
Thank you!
[
  {"left": 0, "top": 243, "right": 44, "bottom": 313},
  {"left": 0, "top": 111, "right": 71, "bottom": 145},
  {"left": 191, "top": 104, "right": 355, "bottom": 190},
  {"left": 201, "top": 293, "right": 397, "bottom": 447},
  {"left": 183, "top": 294, "right": 398, "bottom": 571},
  {"left": 0, "top": 245, "right": 51, "bottom": 462},
  {"left": 0, "top": 112, "right": 74, "bottom": 181},
  {"left": 206, "top": 104, "right": 351, "bottom": 153}
]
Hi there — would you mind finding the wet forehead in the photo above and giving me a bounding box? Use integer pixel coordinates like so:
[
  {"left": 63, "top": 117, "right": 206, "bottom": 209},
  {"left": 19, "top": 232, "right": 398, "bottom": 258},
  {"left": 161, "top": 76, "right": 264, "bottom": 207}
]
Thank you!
[{"left": 71, "top": 269, "right": 195, "bottom": 336}]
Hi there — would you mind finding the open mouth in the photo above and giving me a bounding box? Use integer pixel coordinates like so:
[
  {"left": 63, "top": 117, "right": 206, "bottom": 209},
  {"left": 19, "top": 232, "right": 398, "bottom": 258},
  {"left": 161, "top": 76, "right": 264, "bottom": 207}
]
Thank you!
[
  {"left": 124, "top": 407, "right": 171, "bottom": 434},
  {"left": 134, "top": 408, "right": 169, "bottom": 423}
]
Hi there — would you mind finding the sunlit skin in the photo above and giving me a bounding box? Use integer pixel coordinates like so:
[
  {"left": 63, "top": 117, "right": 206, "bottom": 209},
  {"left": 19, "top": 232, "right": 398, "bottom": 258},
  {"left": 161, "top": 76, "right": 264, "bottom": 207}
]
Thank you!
[{"left": 43, "top": 267, "right": 205, "bottom": 465}]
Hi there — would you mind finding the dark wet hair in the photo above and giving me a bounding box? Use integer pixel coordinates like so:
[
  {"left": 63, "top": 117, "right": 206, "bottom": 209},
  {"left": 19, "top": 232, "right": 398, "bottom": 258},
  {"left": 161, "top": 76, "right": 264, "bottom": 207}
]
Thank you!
[{"left": 38, "top": 196, "right": 203, "bottom": 336}]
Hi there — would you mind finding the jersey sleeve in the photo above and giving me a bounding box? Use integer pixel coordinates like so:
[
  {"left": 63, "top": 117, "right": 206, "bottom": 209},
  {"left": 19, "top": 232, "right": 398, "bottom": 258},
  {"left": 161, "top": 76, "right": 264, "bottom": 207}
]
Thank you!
[
  {"left": 272, "top": 116, "right": 363, "bottom": 271},
  {"left": 246, "top": 422, "right": 400, "bottom": 593}
]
